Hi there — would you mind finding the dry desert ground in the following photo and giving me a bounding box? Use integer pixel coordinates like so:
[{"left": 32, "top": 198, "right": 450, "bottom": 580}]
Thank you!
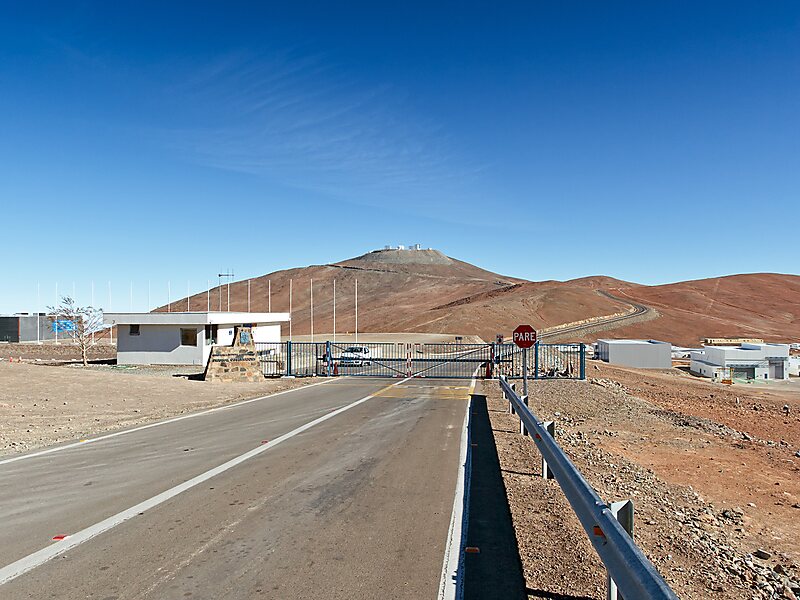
[
  {"left": 485, "top": 362, "right": 800, "bottom": 599},
  {"left": 0, "top": 361, "right": 315, "bottom": 456}
]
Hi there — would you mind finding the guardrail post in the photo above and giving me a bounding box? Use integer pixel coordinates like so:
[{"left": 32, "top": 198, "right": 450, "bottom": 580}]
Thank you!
[
  {"left": 607, "top": 499, "right": 635, "bottom": 600},
  {"left": 519, "top": 395, "right": 529, "bottom": 436},
  {"left": 509, "top": 383, "right": 516, "bottom": 415},
  {"left": 286, "top": 341, "right": 292, "bottom": 376},
  {"left": 580, "top": 343, "right": 586, "bottom": 380},
  {"left": 541, "top": 420, "right": 555, "bottom": 479},
  {"left": 534, "top": 341, "right": 540, "bottom": 380}
]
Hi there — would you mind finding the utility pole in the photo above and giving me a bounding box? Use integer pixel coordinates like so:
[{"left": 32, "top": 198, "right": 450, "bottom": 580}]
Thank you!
[
  {"left": 187, "top": 280, "right": 190, "bottom": 311},
  {"left": 268, "top": 279, "right": 271, "bottom": 312},
  {"left": 130, "top": 281, "right": 133, "bottom": 311}
]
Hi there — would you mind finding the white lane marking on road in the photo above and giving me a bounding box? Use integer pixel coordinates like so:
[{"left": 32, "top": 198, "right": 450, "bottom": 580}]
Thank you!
[
  {"left": 438, "top": 371, "right": 477, "bottom": 600},
  {"left": 0, "top": 377, "right": 412, "bottom": 587},
  {"left": 0, "top": 378, "right": 339, "bottom": 467}
]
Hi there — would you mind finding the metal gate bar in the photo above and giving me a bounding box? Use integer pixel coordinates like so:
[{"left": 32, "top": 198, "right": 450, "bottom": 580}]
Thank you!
[
  {"left": 412, "top": 344, "right": 493, "bottom": 378},
  {"left": 254, "top": 341, "right": 586, "bottom": 380},
  {"left": 330, "top": 342, "right": 408, "bottom": 377}
]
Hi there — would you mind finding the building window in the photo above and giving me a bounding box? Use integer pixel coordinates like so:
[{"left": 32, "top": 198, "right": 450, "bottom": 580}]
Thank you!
[
  {"left": 180, "top": 328, "right": 197, "bottom": 346},
  {"left": 129, "top": 324, "right": 140, "bottom": 336},
  {"left": 204, "top": 324, "right": 218, "bottom": 344}
]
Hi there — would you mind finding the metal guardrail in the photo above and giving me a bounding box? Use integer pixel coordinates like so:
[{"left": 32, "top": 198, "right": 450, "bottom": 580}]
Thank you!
[{"left": 498, "top": 376, "right": 679, "bottom": 600}]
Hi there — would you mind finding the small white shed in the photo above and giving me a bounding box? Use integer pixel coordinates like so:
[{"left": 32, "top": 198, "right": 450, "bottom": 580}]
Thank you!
[
  {"left": 595, "top": 339, "right": 672, "bottom": 369},
  {"left": 104, "top": 312, "right": 290, "bottom": 366}
]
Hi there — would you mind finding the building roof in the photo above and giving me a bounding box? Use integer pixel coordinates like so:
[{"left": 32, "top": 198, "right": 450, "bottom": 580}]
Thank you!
[{"left": 103, "top": 312, "right": 290, "bottom": 326}]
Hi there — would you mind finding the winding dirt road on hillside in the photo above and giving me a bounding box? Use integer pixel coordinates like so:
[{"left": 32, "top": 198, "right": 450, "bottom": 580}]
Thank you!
[{"left": 541, "top": 290, "right": 656, "bottom": 341}]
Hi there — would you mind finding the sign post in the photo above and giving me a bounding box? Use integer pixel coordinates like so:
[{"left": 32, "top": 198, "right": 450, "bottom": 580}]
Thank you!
[{"left": 512, "top": 324, "right": 537, "bottom": 396}]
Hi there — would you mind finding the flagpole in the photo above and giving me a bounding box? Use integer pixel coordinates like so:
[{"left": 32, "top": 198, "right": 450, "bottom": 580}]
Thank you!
[
  {"left": 108, "top": 281, "right": 112, "bottom": 346},
  {"left": 310, "top": 278, "right": 314, "bottom": 344},
  {"left": 90, "top": 280, "right": 94, "bottom": 345},
  {"left": 333, "top": 279, "right": 336, "bottom": 345},
  {"left": 37, "top": 282, "right": 41, "bottom": 344},
  {"left": 55, "top": 282, "right": 59, "bottom": 344},
  {"left": 355, "top": 278, "right": 358, "bottom": 344}
]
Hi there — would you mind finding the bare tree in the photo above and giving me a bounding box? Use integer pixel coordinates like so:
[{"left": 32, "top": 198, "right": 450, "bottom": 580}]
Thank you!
[{"left": 48, "top": 296, "right": 105, "bottom": 366}]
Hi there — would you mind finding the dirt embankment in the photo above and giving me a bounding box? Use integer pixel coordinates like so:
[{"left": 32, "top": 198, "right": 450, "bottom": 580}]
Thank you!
[
  {"left": 484, "top": 367, "right": 800, "bottom": 599},
  {"left": 0, "top": 342, "right": 116, "bottom": 362},
  {"left": 0, "top": 362, "right": 316, "bottom": 456}
]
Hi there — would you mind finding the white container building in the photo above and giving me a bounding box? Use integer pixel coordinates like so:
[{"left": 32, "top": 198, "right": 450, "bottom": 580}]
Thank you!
[
  {"left": 104, "top": 312, "right": 290, "bottom": 366},
  {"left": 595, "top": 339, "right": 672, "bottom": 369}
]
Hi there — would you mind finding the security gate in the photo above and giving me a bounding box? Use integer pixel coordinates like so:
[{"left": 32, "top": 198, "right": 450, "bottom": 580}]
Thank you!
[
  {"left": 254, "top": 341, "right": 585, "bottom": 380},
  {"left": 494, "top": 342, "right": 586, "bottom": 380}
]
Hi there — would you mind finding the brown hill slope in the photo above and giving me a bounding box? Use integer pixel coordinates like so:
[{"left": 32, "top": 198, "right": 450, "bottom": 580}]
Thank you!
[
  {"left": 168, "top": 249, "right": 524, "bottom": 338},
  {"left": 602, "top": 273, "right": 800, "bottom": 345},
  {"left": 160, "top": 251, "right": 800, "bottom": 346}
]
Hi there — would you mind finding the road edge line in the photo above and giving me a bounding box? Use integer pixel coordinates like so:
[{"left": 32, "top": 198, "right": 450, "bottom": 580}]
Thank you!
[{"left": 438, "top": 372, "right": 477, "bottom": 599}]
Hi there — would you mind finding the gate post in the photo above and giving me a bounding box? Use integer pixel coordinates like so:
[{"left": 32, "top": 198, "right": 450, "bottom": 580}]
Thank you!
[
  {"left": 580, "top": 343, "right": 586, "bottom": 380},
  {"left": 326, "top": 340, "right": 332, "bottom": 377},
  {"left": 286, "top": 341, "right": 292, "bottom": 376},
  {"left": 534, "top": 341, "right": 540, "bottom": 380}
]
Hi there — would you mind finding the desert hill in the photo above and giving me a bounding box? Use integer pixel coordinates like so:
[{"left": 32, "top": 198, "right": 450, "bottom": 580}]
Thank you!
[
  {"left": 161, "top": 250, "right": 800, "bottom": 346},
  {"left": 599, "top": 273, "right": 800, "bottom": 345}
]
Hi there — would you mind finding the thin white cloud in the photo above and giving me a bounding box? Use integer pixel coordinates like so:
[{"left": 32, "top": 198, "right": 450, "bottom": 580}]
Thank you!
[{"left": 155, "top": 51, "right": 485, "bottom": 219}]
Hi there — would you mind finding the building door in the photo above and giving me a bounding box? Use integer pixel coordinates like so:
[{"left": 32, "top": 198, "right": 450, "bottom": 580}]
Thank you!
[{"left": 769, "top": 362, "right": 784, "bottom": 379}]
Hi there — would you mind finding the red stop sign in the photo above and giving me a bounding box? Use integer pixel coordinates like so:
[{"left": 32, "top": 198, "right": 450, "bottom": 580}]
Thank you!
[{"left": 512, "top": 324, "right": 537, "bottom": 348}]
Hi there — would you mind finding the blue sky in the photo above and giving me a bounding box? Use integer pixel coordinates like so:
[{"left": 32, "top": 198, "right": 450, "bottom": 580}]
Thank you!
[{"left": 1, "top": 1, "right": 798, "bottom": 312}]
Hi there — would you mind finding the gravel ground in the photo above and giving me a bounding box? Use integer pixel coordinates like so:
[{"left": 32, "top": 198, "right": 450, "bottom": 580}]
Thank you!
[
  {"left": 483, "top": 378, "right": 800, "bottom": 600},
  {"left": 0, "top": 362, "right": 318, "bottom": 456}
]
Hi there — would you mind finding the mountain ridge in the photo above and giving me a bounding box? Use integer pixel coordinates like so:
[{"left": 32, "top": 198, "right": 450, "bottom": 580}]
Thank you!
[{"left": 160, "top": 250, "right": 800, "bottom": 346}]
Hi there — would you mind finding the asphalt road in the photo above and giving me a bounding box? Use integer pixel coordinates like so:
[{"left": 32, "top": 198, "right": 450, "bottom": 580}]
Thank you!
[{"left": 0, "top": 377, "right": 471, "bottom": 599}]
